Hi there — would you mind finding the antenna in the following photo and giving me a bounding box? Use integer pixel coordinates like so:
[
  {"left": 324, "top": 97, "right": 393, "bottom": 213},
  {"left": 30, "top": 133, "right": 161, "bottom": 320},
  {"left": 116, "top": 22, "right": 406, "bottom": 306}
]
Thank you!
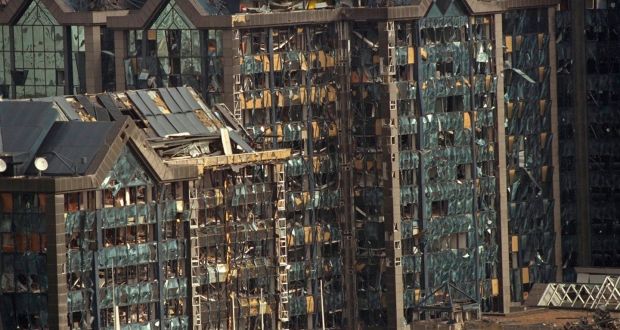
[{"left": 34, "top": 157, "right": 48, "bottom": 176}]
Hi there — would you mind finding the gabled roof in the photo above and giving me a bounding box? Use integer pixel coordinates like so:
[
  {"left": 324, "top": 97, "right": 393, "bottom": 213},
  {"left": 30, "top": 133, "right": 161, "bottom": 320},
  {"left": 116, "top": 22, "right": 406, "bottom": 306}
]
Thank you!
[
  {"left": 37, "top": 87, "right": 255, "bottom": 158},
  {"left": 42, "top": 0, "right": 131, "bottom": 25},
  {"left": 0, "top": 101, "right": 58, "bottom": 176},
  {"left": 80, "top": 116, "right": 198, "bottom": 187},
  {"left": 30, "top": 120, "right": 120, "bottom": 176},
  {"left": 0, "top": 110, "right": 197, "bottom": 192},
  {"left": 107, "top": 0, "right": 166, "bottom": 28},
  {"left": 0, "top": 0, "right": 29, "bottom": 24},
  {"left": 1, "top": 0, "right": 134, "bottom": 25}
]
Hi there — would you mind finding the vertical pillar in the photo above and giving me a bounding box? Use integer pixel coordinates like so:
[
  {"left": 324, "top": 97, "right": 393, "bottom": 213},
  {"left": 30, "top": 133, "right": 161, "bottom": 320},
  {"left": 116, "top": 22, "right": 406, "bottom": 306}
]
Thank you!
[
  {"left": 84, "top": 25, "right": 102, "bottom": 93},
  {"left": 379, "top": 20, "right": 405, "bottom": 329},
  {"left": 493, "top": 13, "right": 511, "bottom": 314},
  {"left": 414, "top": 20, "right": 430, "bottom": 306},
  {"left": 268, "top": 28, "right": 277, "bottom": 149},
  {"left": 200, "top": 30, "right": 209, "bottom": 100},
  {"left": 47, "top": 193, "right": 68, "bottom": 330},
  {"left": 114, "top": 30, "right": 127, "bottom": 92},
  {"left": 155, "top": 198, "right": 165, "bottom": 323},
  {"left": 336, "top": 20, "right": 357, "bottom": 329},
  {"left": 92, "top": 191, "right": 103, "bottom": 329},
  {"left": 9, "top": 26, "right": 16, "bottom": 98},
  {"left": 548, "top": 6, "right": 563, "bottom": 282},
  {"left": 221, "top": 29, "right": 240, "bottom": 112},
  {"left": 571, "top": 0, "right": 591, "bottom": 267},
  {"left": 63, "top": 26, "right": 73, "bottom": 95},
  {"left": 298, "top": 26, "right": 315, "bottom": 330}
]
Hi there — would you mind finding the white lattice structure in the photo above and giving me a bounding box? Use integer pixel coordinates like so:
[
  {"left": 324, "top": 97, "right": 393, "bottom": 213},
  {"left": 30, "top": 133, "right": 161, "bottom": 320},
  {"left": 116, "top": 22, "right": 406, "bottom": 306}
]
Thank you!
[{"left": 538, "top": 276, "right": 620, "bottom": 310}]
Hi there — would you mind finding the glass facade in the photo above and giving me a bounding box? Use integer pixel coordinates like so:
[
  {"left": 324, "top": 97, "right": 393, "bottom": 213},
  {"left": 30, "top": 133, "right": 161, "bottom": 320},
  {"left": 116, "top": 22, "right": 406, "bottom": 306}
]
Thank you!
[
  {"left": 0, "top": 0, "right": 224, "bottom": 102},
  {"left": 65, "top": 146, "right": 189, "bottom": 329},
  {"left": 14, "top": 0, "right": 65, "bottom": 98},
  {"left": 0, "top": 0, "right": 91, "bottom": 98},
  {"left": 502, "top": 8, "right": 556, "bottom": 302},
  {"left": 126, "top": 0, "right": 202, "bottom": 92},
  {"left": 0, "top": 192, "right": 49, "bottom": 330}
]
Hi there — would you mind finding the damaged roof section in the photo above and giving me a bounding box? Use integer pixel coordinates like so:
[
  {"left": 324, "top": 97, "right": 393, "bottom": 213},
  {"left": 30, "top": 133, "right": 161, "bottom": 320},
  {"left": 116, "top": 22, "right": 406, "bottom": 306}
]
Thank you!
[{"left": 35, "top": 86, "right": 257, "bottom": 160}]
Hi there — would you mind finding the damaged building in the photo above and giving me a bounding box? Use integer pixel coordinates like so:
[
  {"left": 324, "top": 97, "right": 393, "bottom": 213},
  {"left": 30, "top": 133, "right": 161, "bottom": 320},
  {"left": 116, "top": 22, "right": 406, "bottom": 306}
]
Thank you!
[
  {"left": 0, "top": 0, "right": 617, "bottom": 329},
  {"left": 0, "top": 87, "right": 293, "bottom": 329}
]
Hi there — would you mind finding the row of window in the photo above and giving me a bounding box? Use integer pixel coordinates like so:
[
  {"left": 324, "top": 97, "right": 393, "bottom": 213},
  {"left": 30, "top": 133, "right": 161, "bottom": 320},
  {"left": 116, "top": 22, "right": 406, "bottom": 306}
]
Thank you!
[{"left": 0, "top": 0, "right": 225, "bottom": 106}]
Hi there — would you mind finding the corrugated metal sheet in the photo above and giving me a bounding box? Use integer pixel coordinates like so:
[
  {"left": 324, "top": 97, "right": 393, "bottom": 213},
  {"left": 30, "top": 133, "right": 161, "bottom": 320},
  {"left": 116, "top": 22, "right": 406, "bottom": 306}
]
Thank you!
[
  {"left": 126, "top": 88, "right": 219, "bottom": 137},
  {"left": 97, "top": 94, "right": 125, "bottom": 121},
  {"left": 52, "top": 97, "right": 81, "bottom": 121}
]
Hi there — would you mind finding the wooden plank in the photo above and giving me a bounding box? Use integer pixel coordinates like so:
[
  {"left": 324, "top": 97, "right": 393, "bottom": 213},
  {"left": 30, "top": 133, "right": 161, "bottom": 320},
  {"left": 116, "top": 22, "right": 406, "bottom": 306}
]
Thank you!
[
  {"left": 165, "top": 149, "right": 291, "bottom": 170},
  {"left": 220, "top": 128, "right": 233, "bottom": 156}
]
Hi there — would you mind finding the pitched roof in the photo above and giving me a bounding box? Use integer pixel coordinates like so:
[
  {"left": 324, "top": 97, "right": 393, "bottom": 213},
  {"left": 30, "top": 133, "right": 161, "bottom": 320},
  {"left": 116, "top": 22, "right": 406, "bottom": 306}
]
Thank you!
[
  {"left": 0, "top": 101, "right": 197, "bottom": 189},
  {"left": 37, "top": 87, "right": 254, "bottom": 158},
  {"left": 30, "top": 121, "right": 120, "bottom": 176},
  {"left": 0, "top": 101, "right": 58, "bottom": 175}
]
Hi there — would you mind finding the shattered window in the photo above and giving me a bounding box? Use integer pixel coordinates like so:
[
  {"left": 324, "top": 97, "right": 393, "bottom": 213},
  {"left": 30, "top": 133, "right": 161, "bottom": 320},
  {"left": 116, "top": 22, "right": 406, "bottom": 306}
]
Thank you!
[
  {"left": 503, "top": 8, "right": 556, "bottom": 302},
  {"left": 65, "top": 158, "right": 188, "bottom": 328},
  {"left": 236, "top": 23, "right": 343, "bottom": 328},
  {"left": 101, "top": 145, "right": 153, "bottom": 196},
  {"left": 13, "top": 0, "right": 65, "bottom": 98},
  {"left": 0, "top": 192, "right": 49, "bottom": 330},
  {"left": 415, "top": 3, "right": 500, "bottom": 314},
  {"left": 126, "top": 0, "right": 202, "bottom": 92},
  {"left": 206, "top": 29, "right": 224, "bottom": 106},
  {"left": 350, "top": 1, "right": 501, "bottom": 323},
  {"left": 350, "top": 21, "right": 389, "bottom": 326}
]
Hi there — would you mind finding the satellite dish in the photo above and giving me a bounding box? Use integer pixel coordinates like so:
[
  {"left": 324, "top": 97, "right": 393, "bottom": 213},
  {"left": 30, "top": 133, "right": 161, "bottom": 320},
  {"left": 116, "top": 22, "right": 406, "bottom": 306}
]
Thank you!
[
  {"left": 0, "top": 159, "right": 6, "bottom": 173},
  {"left": 34, "top": 157, "right": 48, "bottom": 172}
]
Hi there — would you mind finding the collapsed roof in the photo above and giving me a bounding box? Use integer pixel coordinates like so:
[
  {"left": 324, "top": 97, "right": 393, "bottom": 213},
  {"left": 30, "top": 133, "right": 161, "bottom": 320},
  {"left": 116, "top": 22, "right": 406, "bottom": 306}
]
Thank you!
[
  {"left": 0, "top": 86, "right": 255, "bottom": 179},
  {"left": 36, "top": 86, "right": 255, "bottom": 159}
]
